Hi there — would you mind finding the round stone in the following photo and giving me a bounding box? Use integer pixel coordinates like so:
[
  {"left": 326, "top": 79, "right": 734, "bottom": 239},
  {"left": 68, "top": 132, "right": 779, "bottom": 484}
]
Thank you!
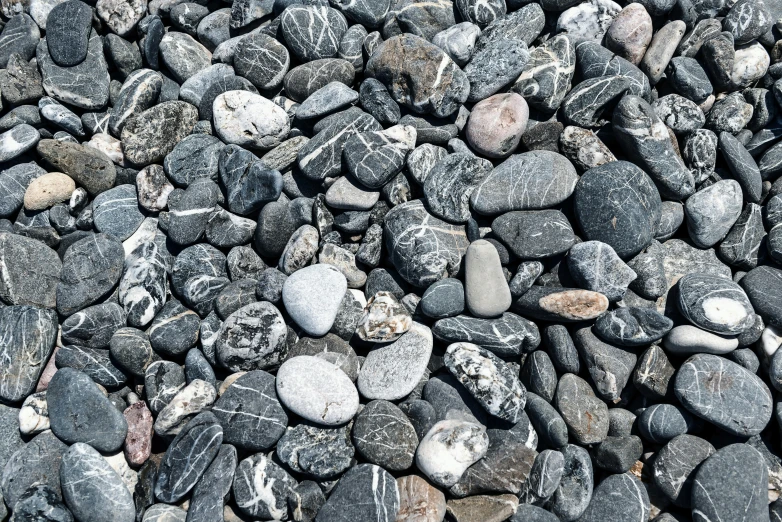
[
  {"left": 352, "top": 400, "right": 418, "bottom": 470},
  {"left": 233, "top": 33, "right": 290, "bottom": 92},
  {"left": 23, "top": 172, "right": 75, "bottom": 211},
  {"left": 282, "top": 264, "right": 348, "bottom": 336},
  {"left": 215, "top": 301, "right": 288, "bottom": 372},
  {"left": 574, "top": 160, "right": 662, "bottom": 258},
  {"left": 677, "top": 272, "right": 755, "bottom": 335},
  {"left": 465, "top": 93, "right": 528, "bottom": 159},
  {"left": 276, "top": 355, "right": 359, "bottom": 426},
  {"left": 605, "top": 3, "right": 653, "bottom": 65},
  {"left": 415, "top": 419, "right": 489, "bottom": 488}
]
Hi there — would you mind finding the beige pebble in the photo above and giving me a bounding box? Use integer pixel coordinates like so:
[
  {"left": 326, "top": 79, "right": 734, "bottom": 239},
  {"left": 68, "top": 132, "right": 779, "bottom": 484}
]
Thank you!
[{"left": 23, "top": 172, "right": 75, "bottom": 210}]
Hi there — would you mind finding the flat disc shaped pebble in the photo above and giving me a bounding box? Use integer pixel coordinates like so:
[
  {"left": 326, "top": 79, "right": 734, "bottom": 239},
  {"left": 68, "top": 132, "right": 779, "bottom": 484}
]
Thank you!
[
  {"left": 233, "top": 33, "right": 290, "bottom": 91},
  {"left": 46, "top": 0, "right": 92, "bottom": 67},
  {"left": 282, "top": 263, "right": 347, "bottom": 336},
  {"left": 674, "top": 353, "right": 772, "bottom": 436},
  {"left": 677, "top": 272, "right": 756, "bottom": 335},
  {"left": 276, "top": 355, "right": 359, "bottom": 426}
]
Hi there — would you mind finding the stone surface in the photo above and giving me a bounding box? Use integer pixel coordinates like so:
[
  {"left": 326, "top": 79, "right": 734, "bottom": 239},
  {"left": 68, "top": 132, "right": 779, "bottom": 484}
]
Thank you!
[{"left": 416, "top": 419, "right": 489, "bottom": 488}]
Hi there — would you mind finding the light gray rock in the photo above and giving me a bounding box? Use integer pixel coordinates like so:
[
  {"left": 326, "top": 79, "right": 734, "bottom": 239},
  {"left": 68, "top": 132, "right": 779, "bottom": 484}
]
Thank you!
[{"left": 282, "top": 264, "right": 348, "bottom": 336}]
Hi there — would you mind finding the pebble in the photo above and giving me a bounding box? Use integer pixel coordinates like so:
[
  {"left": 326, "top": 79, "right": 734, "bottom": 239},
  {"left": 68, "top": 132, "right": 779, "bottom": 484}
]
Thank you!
[
  {"left": 277, "top": 423, "right": 354, "bottom": 479},
  {"left": 677, "top": 272, "right": 755, "bottom": 335},
  {"left": 276, "top": 355, "right": 359, "bottom": 425},
  {"left": 397, "top": 474, "right": 447, "bottom": 522},
  {"left": 282, "top": 263, "right": 347, "bottom": 336},
  {"left": 60, "top": 443, "right": 135, "bottom": 522},
  {"left": 685, "top": 180, "right": 743, "bottom": 248},
  {"left": 0, "top": 305, "right": 58, "bottom": 402},
  {"left": 232, "top": 453, "right": 295, "bottom": 520},
  {"left": 316, "top": 464, "right": 399, "bottom": 522},
  {"left": 675, "top": 353, "right": 772, "bottom": 436},
  {"left": 416, "top": 419, "right": 489, "bottom": 488},
  {"left": 213, "top": 91, "right": 289, "bottom": 151},
  {"left": 555, "top": 373, "right": 609, "bottom": 445},
  {"left": 605, "top": 3, "right": 653, "bottom": 65},
  {"left": 653, "top": 434, "right": 715, "bottom": 507}
]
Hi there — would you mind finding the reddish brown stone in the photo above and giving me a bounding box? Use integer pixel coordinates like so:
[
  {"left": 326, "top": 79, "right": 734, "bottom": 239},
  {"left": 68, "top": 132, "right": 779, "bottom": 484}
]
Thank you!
[
  {"left": 397, "top": 475, "right": 446, "bottom": 522},
  {"left": 36, "top": 345, "right": 59, "bottom": 392},
  {"left": 124, "top": 401, "right": 153, "bottom": 466}
]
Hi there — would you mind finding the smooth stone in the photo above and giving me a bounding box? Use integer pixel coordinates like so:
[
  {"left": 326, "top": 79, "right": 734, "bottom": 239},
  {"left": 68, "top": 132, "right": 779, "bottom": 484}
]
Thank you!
[
  {"left": 492, "top": 209, "right": 576, "bottom": 259},
  {"left": 47, "top": 368, "right": 128, "bottom": 452},
  {"left": 283, "top": 58, "right": 355, "bottom": 103},
  {"left": 555, "top": 373, "right": 609, "bottom": 445},
  {"left": 232, "top": 452, "right": 296, "bottom": 520},
  {"left": 512, "top": 34, "right": 575, "bottom": 113},
  {"left": 144, "top": 361, "right": 186, "bottom": 415},
  {"left": 92, "top": 185, "right": 144, "bottom": 241},
  {"left": 577, "top": 473, "right": 649, "bottom": 522},
  {"left": 605, "top": 3, "right": 652, "bottom": 65},
  {"left": 0, "top": 162, "right": 46, "bottom": 218},
  {"left": 186, "top": 444, "right": 237, "bottom": 522},
  {"left": 674, "top": 353, "right": 772, "bottom": 436},
  {"left": 123, "top": 401, "right": 153, "bottom": 466},
  {"left": 119, "top": 241, "right": 168, "bottom": 328},
  {"left": 276, "top": 355, "right": 359, "bottom": 426},
  {"left": 416, "top": 419, "right": 489, "bottom": 488},
  {"left": 574, "top": 160, "right": 661, "bottom": 258},
  {"left": 557, "top": 0, "right": 621, "bottom": 41},
  {"left": 567, "top": 241, "right": 637, "bottom": 302},
  {"left": 573, "top": 327, "right": 636, "bottom": 401},
  {"left": 38, "top": 30, "right": 110, "bottom": 110},
  {"left": 464, "top": 239, "right": 511, "bottom": 318},
  {"left": 343, "top": 128, "right": 408, "bottom": 189},
  {"left": 653, "top": 434, "right": 715, "bottom": 507},
  {"left": 663, "top": 325, "right": 739, "bottom": 355},
  {"left": 19, "top": 392, "right": 50, "bottom": 435},
  {"left": 60, "top": 443, "right": 135, "bottom": 522},
  {"left": 512, "top": 287, "right": 609, "bottom": 323},
  {"left": 638, "top": 403, "right": 693, "bottom": 443},
  {"left": 740, "top": 266, "right": 782, "bottom": 327},
  {"left": 685, "top": 180, "right": 743, "bottom": 248},
  {"left": 719, "top": 130, "right": 763, "bottom": 203},
  {"left": 8, "top": 484, "right": 73, "bottom": 522},
  {"left": 280, "top": 5, "right": 347, "bottom": 62},
  {"left": 432, "top": 22, "right": 480, "bottom": 67},
  {"left": 669, "top": 56, "right": 713, "bottom": 103},
  {"left": 296, "top": 82, "right": 358, "bottom": 120},
  {"left": 446, "top": 494, "right": 518, "bottom": 522},
  {"left": 55, "top": 345, "right": 127, "bottom": 388},
  {"left": 0, "top": 124, "right": 40, "bottom": 162},
  {"left": 352, "top": 400, "right": 418, "bottom": 470},
  {"left": 0, "top": 305, "right": 58, "bottom": 402},
  {"left": 56, "top": 233, "right": 124, "bottom": 316},
  {"left": 639, "top": 20, "right": 686, "bottom": 84},
  {"left": 691, "top": 443, "right": 768, "bottom": 521},
  {"left": 547, "top": 444, "right": 594, "bottom": 521},
  {"left": 464, "top": 38, "right": 530, "bottom": 103},
  {"left": 121, "top": 101, "right": 198, "bottom": 166},
  {"left": 282, "top": 264, "right": 347, "bottom": 336},
  {"left": 1, "top": 430, "right": 66, "bottom": 507},
  {"left": 315, "top": 464, "right": 398, "bottom": 522},
  {"left": 420, "top": 278, "right": 464, "bottom": 319},
  {"left": 154, "top": 379, "right": 217, "bottom": 437},
  {"left": 0, "top": 14, "right": 39, "bottom": 67},
  {"left": 46, "top": 0, "right": 92, "bottom": 67},
  {"left": 433, "top": 313, "right": 540, "bottom": 356},
  {"left": 366, "top": 34, "right": 469, "bottom": 118},
  {"left": 561, "top": 75, "right": 632, "bottom": 128},
  {"left": 677, "top": 272, "right": 755, "bottom": 335},
  {"left": 212, "top": 370, "right": 287, "bottom": 451},
  {"left": 612, "top": 95, "right": 694, "bottom": 200},
  {"left": 155, "top": 412, "right": 223, "bottom": 503},
  {"left": 277, "top": 423, "right": 354, "bottom": 480},
  {"left": 471, "top": 151, "right": 578, "bottom": 215},
  {"left": 397, "top": 475, "right": 447, "bottom": 522}
]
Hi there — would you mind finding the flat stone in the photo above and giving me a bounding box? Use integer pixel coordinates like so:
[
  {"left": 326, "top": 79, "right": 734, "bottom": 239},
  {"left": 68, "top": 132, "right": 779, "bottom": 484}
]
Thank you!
[
  {"left": 555, "top": 373, "right": 609, "bottom": 445},
  {"left": 433, "top": 312, "right": 540, "bottom": 356},
  {"left": 296, "top": 81, "right": 358, "bottom": 120},
  {"left": 144, "top": 361, "right": 186, "bottom": 415},
  {"left": 685, "top": 180, "right": 743, "bottom": 248},
  {"left": 640, "top": 20, "right": 686, "bottom": 84},
  {"left": 315, "top": 464, "right": 398, "bottom": 522},
  {"left": 548, "top": 444, "right": 594, "bottom": 520},
  {"left": 446, "top": 494, "right": 519, "bottom": 522},
  {"left": 154, "top": 412, "right": 223, "bottom": 503},
  {"left": 8, "top": 484, "right": 72, "bottom": 522},
  {"left": 0, "top": 124, "right": 40, "bottom": 162},
  {"left": 123, "top": 401, "right": 153, "bottom": 466},
  {"left": 0, "top": 14, "right": 39, "bottom": 67},
  {"left": 212, "top": 370, "right": 287, "bottom": 451},
  {"left": 283, "top": 58, "right": 355, "bottom": 103},
  {"left": 159, "top": 32, "right": 211, "bottom": 83},
  {"left": 573, "top": 327, "right": 636, "bottom": 401},
  {"left": 46, "top": 0, "right": 92, "bottom": 67},
  {"left": 187, "top": 444, "right": 237, "bottom": 522},
  {"left": 493, "top": 209, "right": 576, "bottom": 259},
  {"left": 60, "top": 443, "right": 135, "bottom": 522},
  {"left": 47, "top": 368, "right": 128, "bottom": 451},
  {"left": 19, "top": 392, "right": 49, "bottom": 435},
  {"left": 677, "top": 272, "right": 755, "bottom": 335},
  {"left": 464, "top": 38, "right": 530, "bottom": 103},
  {"left": 561, "top": 75, "right": 632, "bottom": 128},
  {"left": 513, "top": 34, "right": 575, "bottom": 112},
  {"left": 282, "top": 263, "right": 347, "bottom": 336},
  {"left": 595, "top": 307, "right": 673, "bottom": 347},
  {"left": 154, "top": 379, "right": 217, "bottom": 438},
  {"left": 653, "top": 434, "right": 715, "bottom": 507},
  {"left": 691, "top": 443, "right": 768, "bottom": 521},
  {"left": 1, "top": 430, "right": 66, "bottom": 507},
  {"left": 577, "top": 473, "right": 649, "bottom": 522},
  {"left": 276, "top": 355, "right": 359, "bottom": 426},
  {"left": 56, "top": 345, "right": 127, "bottom": 388},
  {"left": 471, "top": 151, "right": 578, "bottom": 215},
  {"left": 605, "top": 3, "right": 653, "bottom": 64},
  {"left": 675, "top": 354, "right": 772, "bottom": 436},
  {"left": 574, "top": 160, "right": 661, "bottom": 258},
  {"left": 280, "top": 5, "right": 347, "bottom": 62},
  {"left": 567, "top": 241, "right": 637, "bottom": 302},
  {"left": 0, "top": 305, "right": 58, "bottom": 402}
]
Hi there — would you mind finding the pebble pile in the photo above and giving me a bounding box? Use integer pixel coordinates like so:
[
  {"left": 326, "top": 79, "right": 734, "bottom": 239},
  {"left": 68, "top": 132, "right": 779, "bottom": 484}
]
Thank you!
[{"left": 1, "top": 0, "right": 782, "bottom": 519}]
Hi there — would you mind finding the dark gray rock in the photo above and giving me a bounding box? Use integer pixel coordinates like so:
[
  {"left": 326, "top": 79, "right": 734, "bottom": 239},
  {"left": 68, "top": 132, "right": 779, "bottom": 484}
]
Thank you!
[
  {"left": 573, "top": 327, "right": 636, "bottom": 402},
  {"left": 38, "top": 30, "right": 110, "bottom": 110},
  {"left": 548, "top": 444, "right": 593, "bottom": 521},
  {"left": 574, "top": 160, "right": 662, "bottom": 258},
  {"left": 47, "top": 368, "right": 128, "bottom": 452},
  {"left": 343, "top": 129, "right": 407, "bottom": 189},
  {"left": 492, "top": 209, "right": 576, "bottom": 259},
  {"left": 0, "top": 162, "right": 45, "bottom": 218},
  {"left": 561, "top": 75, "right": 631, "bottom": 128},
  {"left": 613, "top": 95, "right": 695, "bottom": 200},
  {"left": 0, "top": 14, "right": 39, "bottom": 68},
  {"left": 155, "top": 411, "right": 223, "bottom": 503},
  {"left": 0, "top": 305, "right": 58, "bottom": 402},
  {"left": 420, "top": 278, "right": 465, "bottom": 319},
  {"left": 215, "top": 301, "right": 288, "bottom": 371},
  {"left": 36, "top": 140, "right": 116, "bottom": 196},
  {"left": 352, "top": 400, "right": 418, "bottom": 470},
  {"left": 212, "top": 370, "right": 287, "bottom": 451},
  {"left": 577, "top": 473, "right": 649, "bottom": 522},
  {"left": 595, "top": 307, "right": 673, "bottom": 347},
  {"left": 56, "top": 233, "right": 124, "bottom": 316},
  {"left": 10, "top": 484, "right": 73, "bottom": 522},
  {"left": 315, "top": 464, "right": 398, "bottom": 522},
  {"left": 471, "top": 151, "right": 578, "bottom": 215},
  {"left": 555, "top": 373, "right": 609, "bottom": 445},
  {"left": 724, "top": 0, "right": 772, "bottom": 44},
  {"left": 280, "top": 4, "right": 347, "bottom": 62},
  {"left": 233, "top": 33, "right": 290, "bottom": 92},
  {"left": 366, "top": 34, "right": 469, "bottom": 118},
  {"left": 1, "top": 431, "right": 67, "bottom": 507},
  {"left": 283, "top": 58, "right": 355, "bottom": 103},
  {"left": 740, "top": 265, "right": 782, "bottom": 327},
  {"left": 0, "top": 124, "right": 40, "bottom": 162},
  {"left": 433, "top": 313, "right": 539, "bottom": 356},
  {"left": 675, "top": 354, "right": 772, "bottom": 436},
  {"left": 109, "top": 327, "right": 158, "bottom": 377},
  {"left": 568, "top": 241, "right": 637, "bottom": 302},
  {"left": 464, "top": 38, "right": 529, "bottom": 102},
  {"left": 60, "top": 443, "right": 134, "bottom": 522},
  {"left": 144, "top": 360, "right": 186, "bottom": 414},
  {"left": 691, "top": 443, "right": 768, "bottom": 521},
  {"left": 121, "top": 101, "right": 198, "bottom": 166},
  {"left": 119, "top": 241, "right": 168, "bottom": 328},
  {"left": 148, "top": 299, "right": 200, "bottom": 356},
  {"left": 638, "top": 403, "right": 695, "bottom": 443},
  {"left": 168, "top": 178, "right": 220, "bottom": 245},
  {"left": 46, "top": 0, "right": 92, "bottom": 67},
  {"left": 450, "top": 438, "right": 536, "bottom": 497},
  {"left": 232, "top": 453, "right": 297, "bottom": 519},
  {"left": 653, "top": 434, "right": 715, "bottom": 507},
  {"left": 544, "top": 324, "right": 580, "bottom": 375},
  {"left": 359, "top": 78, "right": 400, "bottom": 125},
  {"left": 668, "top": 56, "right": 713, "bottom": 103},
  {"left": 424, "top": 153, "right": 492, "bottom": 222},
  {"left": 519, "top": 350, "right": 557, "bottom": 403},
  {"left": 187, "top": 444, "right": 237, "bottom": 522},
  {"left": 594, "top": 436, "right": 643, "bottom": 473},
  {"left": 277, "top": 423, "right": 354, "bottom": 480},
  {"left": 55, "top": 345, "right": 127, "bottom": 388},
  {"left": 92, "top": 185, "right": 144, "bottom": 241},
  {"left": 720, "top": 131, "right": 763, "bottom": 203},
  {"left": 512, "top": 34, "right": 574, "bottom": 113}
]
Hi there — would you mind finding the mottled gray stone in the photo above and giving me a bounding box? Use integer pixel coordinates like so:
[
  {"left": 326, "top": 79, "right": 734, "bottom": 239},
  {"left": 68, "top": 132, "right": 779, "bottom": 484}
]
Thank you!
[
  {"left": 424, "top": 152, "right": 492, "bottom": 222},
  {"left": 555, "top": 373, "right": 609, "bottom": 445},
  {"left": 464, "top": 38, "right": 529, "bottom": 103},
  {"left": 684, "top": 180, "right": 743, "bottom": 248},
  {"left": 0, "top": 305, "right": 58, "bottom": 402},
  {"left": 280, "top": 5, "right": 347, "bottom": 62},
  {"left": 513, "top": 34, "right": 575, "bottom": 112},
  {"left": 232, "top": 453, "right": 296, "bottom": 520},
  {"left": 595, "top": 307, "right": 673, "bottom": 347},
  {"left": 653, "top": 434, "right": 715, "bottom": 507},
  {"left": 677, "top": 272, "right": 755, "bottom": 335}
]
